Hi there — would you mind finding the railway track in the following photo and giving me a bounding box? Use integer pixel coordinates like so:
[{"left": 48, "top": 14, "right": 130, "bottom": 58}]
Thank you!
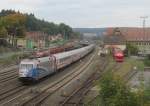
[
  {"left": 0, "top": 75, "right": 26, "bottom": 103},
  {"left": 0, "top": 65, "right": 18, "bottom": 86},
  {"left": 0, "top": 86, "right": 27, "bottom": 102},
  {"left": 124, "top": 70, "right": 138, "bottom": 83},
  {"left": 61, "top": 73, "right": 98, "bottom": 106},
  {"left": 60, "top": 57, "right": 109, "bottom": 106},
  {"left": 0, "top": 64, "right": 17, "bottom": 71},
  {"left": 0, "top": 69, "right": 17, "bottom": 76},
  {"left": 0, "top": 68, "right": 18, "bottom": 84},
  {"left": 57, "top": 56, "right": 121, "bottom": 106},
  {"left": 0, "top": 73, "right": 18, "bottom": 83},
  {"left": 0, "top": 50, "right": 96, "bottom": 106},
  {"left": 112, "top": 62, "right": 122, "bottom": 72}
]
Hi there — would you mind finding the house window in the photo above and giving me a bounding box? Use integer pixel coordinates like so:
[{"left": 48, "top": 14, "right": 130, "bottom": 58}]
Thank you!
[{"left": 139, "top": 42, "right": 141, "bottom": 45}]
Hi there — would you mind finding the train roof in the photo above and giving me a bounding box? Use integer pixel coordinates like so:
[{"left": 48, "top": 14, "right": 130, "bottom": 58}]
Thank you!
[
  {"left": 20, "top": 59, "right": 38, "bottom": 64},
  {"left": 54, "top": 44, "right": 94, "bottom": 59},
  {"left": 20, "top": 44, "right": 94, "bottom": 63}
]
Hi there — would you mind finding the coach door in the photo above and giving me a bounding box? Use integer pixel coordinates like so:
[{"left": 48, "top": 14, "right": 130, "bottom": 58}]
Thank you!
[{"left": 49, "top": 56, "right": 56, "bottom": 73}]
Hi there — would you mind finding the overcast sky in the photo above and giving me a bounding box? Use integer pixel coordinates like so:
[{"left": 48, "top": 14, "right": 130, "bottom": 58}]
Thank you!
[{"left": 1, "top": 0, "right": 150, "bottom": 28}]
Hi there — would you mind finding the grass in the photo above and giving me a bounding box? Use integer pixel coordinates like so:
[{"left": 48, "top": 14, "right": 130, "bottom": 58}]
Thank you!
[
  {"left": 114, "top": 57, "right": 144, "bottom": 77},
  {"left": 115, "top": 58, "right": 133, "bottom": 77},
  {"left": 104, "top": 56, "right": 116, "bottom": 71},
  {"left": 127, "top": 58, "right": 144, "bottom": 71},
  {"left": 0, "top": 53, "right": 30, "bottom": 66},
  {"left": 0, "top": 54, "right": 18, "bottom": 65},
  {"left": 86, "top": 95, "right": 104, "bottom": 106},
  {"left": 49, "top": 39, "right": 67, "bottom": 46},
  {"left": 0, "top": 46, "right": 15, "bottom": 53}
]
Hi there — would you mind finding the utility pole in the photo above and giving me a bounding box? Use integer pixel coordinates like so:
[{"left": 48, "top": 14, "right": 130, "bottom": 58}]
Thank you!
[
  {"left": 64, "top": 30, "right": 66, "bottom": 40},
  {"left": 139, "top": 16, "right": 148, "bottom": 106},
  {"left": 140, "top": 16, "right": 148, "bottom": 51}
]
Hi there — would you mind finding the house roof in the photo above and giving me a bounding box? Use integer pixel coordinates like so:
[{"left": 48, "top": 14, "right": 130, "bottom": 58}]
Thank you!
[
  {"left": 104, "top": 28, "right": 125, "bottom": 45},
  {"left": 106, "top": 27, "right": 150, "bottom": 42}
]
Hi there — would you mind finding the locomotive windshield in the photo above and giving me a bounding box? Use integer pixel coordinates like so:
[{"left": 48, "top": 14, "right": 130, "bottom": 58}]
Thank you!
[{"left": 20, "top": 64, "right": 33, "bottom": 70}]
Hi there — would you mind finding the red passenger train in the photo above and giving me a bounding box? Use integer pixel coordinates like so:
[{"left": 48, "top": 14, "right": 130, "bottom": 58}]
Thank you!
[{"left": 112, "top": 48, "right": 124, "bottom": 62}]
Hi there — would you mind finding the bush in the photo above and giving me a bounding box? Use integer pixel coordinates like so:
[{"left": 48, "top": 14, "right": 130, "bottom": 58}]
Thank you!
[
  {"left": 144, "top": 59, "right": 150, "bottom": 66},
  {"left": 143, "top": 81, "right": 150, "bottom": 105},
  {"left": 99, "top": 72, "right": 139, "bottom": 106},
  {"left": 0, "top": 52, "right": 31, "bottom": 65},
  {"left": 126, "top": 43, "right": 139, "bottom": 55},
  {"left": 144, "top": 54, "right": 150, "bottom": 66}
]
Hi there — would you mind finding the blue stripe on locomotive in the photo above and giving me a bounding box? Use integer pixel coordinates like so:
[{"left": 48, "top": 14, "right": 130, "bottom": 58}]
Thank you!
[{"left": 27, "top": 68, "right": 38, "bottom": 78}]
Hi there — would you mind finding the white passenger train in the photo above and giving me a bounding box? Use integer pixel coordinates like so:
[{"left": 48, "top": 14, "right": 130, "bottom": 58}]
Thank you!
[{"left": 19, "top": 44, "right": 94, "bottom": 82}]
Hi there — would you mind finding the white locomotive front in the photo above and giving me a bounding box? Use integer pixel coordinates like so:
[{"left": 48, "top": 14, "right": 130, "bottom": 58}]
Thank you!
[
  {"left": 19, "top": 56, "right": 56, "bottom": 81},
  {"left": 19, "top": 60, "right": 39, "bottom": 81}
]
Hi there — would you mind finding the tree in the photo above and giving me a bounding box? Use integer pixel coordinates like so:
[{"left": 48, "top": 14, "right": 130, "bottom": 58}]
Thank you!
[
  {"left": 0, "top": 26, "right": 7, "bottom": 38},
  {"left": 99, "top": 72, "right": 139, "bottom": 106},
  {"left": 0, "top": 9, "right": 75, "bottom": 47},
  {"left": 58, "top": 23, "right": 73, "bottom": 39},
  {"left": 126, "top": 43, "right": 138, "bottom": 56},
  {"left": 71, "top": 31, "right": 83, "bottom": 39},
  {"left": 0, "top": 17, "right": 8, "bottom": 46},
  {"left": 3, "top": 13, "right": 26, "bottom": 47},
  {"left": 143, "top": 81, "right": 150, "bottom": 105}
]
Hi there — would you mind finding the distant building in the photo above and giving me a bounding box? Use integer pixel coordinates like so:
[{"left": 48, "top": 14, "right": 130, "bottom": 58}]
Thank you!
[
  {"left": 26, "top": 31, "right": 48, "bottom": 48},
  {"left": 106, "top": 27, "right": 150, "bottom": 51},
  {"left": 17, "top": 31, "right": 63, "bottom": 49},
  {"left": 83, "top": 33, "right": 97, "bottom": 40},
  {"left": 50, "top": 34, "right": 63, "bottom": 41},
  {"left": 104, "top": 28, "right": 126, "bottom": 51}
]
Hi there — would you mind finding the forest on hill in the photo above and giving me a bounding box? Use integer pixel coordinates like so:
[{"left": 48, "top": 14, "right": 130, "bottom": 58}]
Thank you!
[
  {"left": 0, "top": 9, "right": 74, "bottom": 39},
  {"left": 0, "top": 10, "right": 76, "bottom": 37}
]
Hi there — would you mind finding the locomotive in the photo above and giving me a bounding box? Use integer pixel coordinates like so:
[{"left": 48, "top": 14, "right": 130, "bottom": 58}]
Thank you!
[
  {"left": 19, "top": 44, "right": 94, "bottom": 82},
  {"left": 113, "top": 48, "right": 124, "bottom": 62}
]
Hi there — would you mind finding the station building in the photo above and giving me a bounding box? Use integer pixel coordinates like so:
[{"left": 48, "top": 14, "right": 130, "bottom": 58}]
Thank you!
[
  {"left": 105, "top": 27, "right": 150, "bottom": 53},
  {"left": 119, "top": 28, "right": 150, "bottom": 52},
  {"left": 103, "top": 28, "right": 126, "bottom": 51}
]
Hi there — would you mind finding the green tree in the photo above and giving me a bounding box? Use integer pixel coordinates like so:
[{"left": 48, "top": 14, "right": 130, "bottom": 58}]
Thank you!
[
  {"left": 99, "top": 72, "right": 139, "bottom": 106},
  {"left": 126, "top": 43, "right": 138, "bottom": 56},
  {"left": 0, "top": 9, "right": 75, "bottom": 47},
  {"left": 2, "top": 13, "right": 26, "bottom": 47},
  {"left": 0, "top": 26, "right": 7, "bottom": 38},
  {"left": 58, "top": 23, "right": 73, "bottom": 39},
  {"left": 143, "top": 82, "right": 150, "bottom": 105}
]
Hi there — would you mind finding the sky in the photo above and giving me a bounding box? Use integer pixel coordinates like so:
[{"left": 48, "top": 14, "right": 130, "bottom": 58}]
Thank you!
[{"left": 1, "top": 0, "right": 150, "bottom": 28}]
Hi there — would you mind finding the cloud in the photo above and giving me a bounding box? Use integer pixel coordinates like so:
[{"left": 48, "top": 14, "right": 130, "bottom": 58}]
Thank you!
[{"left": 1, "top": 0, "right": 150, "bottom": 27}]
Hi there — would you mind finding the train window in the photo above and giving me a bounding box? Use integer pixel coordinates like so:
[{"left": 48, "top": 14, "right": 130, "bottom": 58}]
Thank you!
[
  {"left": 60, "top": 57, "right": 69, "bottom": 62},
  {"left": 20, "top": 64, "right": 33, "bottom": 70},
  {"left": 20, "top": 64, "right": 26, "bottom": 69}
]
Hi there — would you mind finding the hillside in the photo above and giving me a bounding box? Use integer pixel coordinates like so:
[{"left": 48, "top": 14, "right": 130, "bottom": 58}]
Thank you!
[
  {"left": 0, "top": 9, "right": 73, "bottom": 38},
  {"left": 73, "top": 28, "right": 106, "bottom": 36},
  {"left": 0, "top": 9, "right": 81, "bottom": 48}
]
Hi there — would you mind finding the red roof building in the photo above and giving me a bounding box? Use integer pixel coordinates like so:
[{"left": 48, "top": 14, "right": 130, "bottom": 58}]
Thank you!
[
  {"left": 106, "top": 27, "right": 150, "bottom": 42},
  {"left": 105, "top": 27, "right": 150, "bottom": 51}
]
